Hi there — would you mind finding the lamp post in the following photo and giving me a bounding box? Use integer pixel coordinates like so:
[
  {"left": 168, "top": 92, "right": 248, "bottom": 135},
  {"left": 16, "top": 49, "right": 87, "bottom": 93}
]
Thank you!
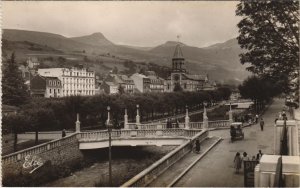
[
  {"left": 106, "top": 106, "right": 112, "bottom": 186},
  {"left": 203, "top": 102, "right": 208, "bottom": 129}
]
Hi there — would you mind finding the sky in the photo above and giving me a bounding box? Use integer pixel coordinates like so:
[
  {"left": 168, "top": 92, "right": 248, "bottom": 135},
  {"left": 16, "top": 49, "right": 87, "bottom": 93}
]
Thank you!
[{"left": 3, "top": 1, "right": 241, "bottom": 48}]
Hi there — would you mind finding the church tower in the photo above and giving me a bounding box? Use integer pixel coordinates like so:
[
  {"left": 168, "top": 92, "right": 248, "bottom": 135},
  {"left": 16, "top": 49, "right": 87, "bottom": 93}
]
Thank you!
[
  {"left": 170, "top": 43, "right": 186, "bottom": 91},
  {"left": 172, "top": 44, "right": 185, "bottom": 72}
]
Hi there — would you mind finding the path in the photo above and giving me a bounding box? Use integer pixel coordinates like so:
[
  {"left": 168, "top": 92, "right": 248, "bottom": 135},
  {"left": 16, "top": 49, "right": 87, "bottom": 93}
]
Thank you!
[
  {"left": 148, "top": 136, "right": 221, "bottom": 187},
  {"left": 170, "top": 98, "right": 285, "bottom": 187}
]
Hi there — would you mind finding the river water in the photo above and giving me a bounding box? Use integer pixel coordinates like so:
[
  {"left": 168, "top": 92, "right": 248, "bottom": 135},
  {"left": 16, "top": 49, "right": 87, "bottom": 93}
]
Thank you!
[{"left": 43, "top": 146, "right": 176, "bottom": 187}]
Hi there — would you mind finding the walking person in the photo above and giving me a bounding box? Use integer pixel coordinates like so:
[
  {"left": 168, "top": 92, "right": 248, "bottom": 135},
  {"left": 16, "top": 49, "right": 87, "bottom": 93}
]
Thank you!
[
  {"left": 233, "top": 152, "right": 242, "bottom": 174},
  {"left": 194, "top": 139, "right": 200, "bottom": 153},
  {"left": 62, "top": 129, "right": 66, "bottom": 138},
  {"left": 255, "top": 114, "right": 259, "bottom": 124},
  {"left": 256, "top": 150, "right": 263, "bottom": 161},
  {"left": 242, "top": 152, "right": 250, "bottom": 168},
  {"left": 260, "top": 118, "right": 264, "bottom": 131}
]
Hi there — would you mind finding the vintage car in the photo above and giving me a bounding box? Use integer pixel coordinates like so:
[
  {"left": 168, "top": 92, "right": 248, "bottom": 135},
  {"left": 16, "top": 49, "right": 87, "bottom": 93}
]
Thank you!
[{"left": 230, "top": 122, "right": 244, "bottom": 142}]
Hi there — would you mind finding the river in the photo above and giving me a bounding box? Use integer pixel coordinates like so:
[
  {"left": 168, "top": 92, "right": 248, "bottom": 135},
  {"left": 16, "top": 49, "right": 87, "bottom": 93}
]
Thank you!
[{"left": 43, "top": 146, "right": 176, "bottom": 187}]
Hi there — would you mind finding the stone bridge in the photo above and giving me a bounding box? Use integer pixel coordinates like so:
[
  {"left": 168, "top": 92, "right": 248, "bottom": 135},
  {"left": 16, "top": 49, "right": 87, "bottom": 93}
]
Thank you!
[{"left": 2, "top": 104, "right": 234, "bottom": 183}]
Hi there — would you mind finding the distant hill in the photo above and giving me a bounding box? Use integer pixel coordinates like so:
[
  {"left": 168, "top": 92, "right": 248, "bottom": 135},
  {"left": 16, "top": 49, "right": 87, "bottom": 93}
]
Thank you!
[
  {"left": 2, "top": 29, "right": 250, "bottom": 83},
  {"left": 70, "top": 32, "right": 115, "bottom": 47}
]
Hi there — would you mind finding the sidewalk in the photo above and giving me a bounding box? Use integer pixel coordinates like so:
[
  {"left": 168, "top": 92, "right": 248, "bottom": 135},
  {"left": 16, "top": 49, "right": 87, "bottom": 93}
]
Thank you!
[
  {"left": 172, "top": 98, "right": 285, "bottom": 187},
  {"left": 148, "top": 136, "right": 221, "bottom": 187}
]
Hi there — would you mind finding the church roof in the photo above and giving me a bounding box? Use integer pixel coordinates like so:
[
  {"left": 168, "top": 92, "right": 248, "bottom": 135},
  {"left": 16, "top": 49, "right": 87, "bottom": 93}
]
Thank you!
[
  {"left": 183, "top": 74, "right": 207, "bottom": 81},
  {"left": 173, "top": 44, "right": 184, "bottom": 59}
]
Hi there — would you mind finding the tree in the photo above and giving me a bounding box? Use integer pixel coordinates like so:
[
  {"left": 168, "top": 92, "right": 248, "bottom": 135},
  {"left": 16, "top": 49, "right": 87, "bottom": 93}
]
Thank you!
[
  {"left": 236, "top": 1, "right": 299, "bottom": 93},
  {"left": 118, "top": 84, "right": 125, "bottom": 94},
  {"left": 238, "top": 75, "right": 280, "bottom": 102},
  {"left": 112, "top": 66, "right": 118, "bottom": 74},
  {"left": 2, "top": 53, "right": 29, "bottom": 106},
  {"left": 2, "top": 114, "right": 29, "bottom": 151},
  {"left": 173, "top": 83, "right": 183, "bottom": 92},
  {"left": 26, "top": 107, "right": 57, "bottom": 144}
]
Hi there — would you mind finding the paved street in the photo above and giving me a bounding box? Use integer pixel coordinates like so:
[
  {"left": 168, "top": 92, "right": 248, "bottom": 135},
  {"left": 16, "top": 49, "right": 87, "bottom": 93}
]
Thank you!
[{"left": 174, "top": 98, "right": 285, "bottom": 187}]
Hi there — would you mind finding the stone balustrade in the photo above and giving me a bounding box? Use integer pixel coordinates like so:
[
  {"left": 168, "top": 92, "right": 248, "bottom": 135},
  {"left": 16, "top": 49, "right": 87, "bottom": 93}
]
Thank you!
[
  {"left": 121, "top": 130, "right": 209, "bottom": 187},
  {"left": 79, "top": 129, "right": 193, "bottom": 142},
  {"left": 2, "top": 133, "right": 78, "bottom": 165},
  {"left": 189, "top": 122, "right": 204, "bottom": 129},
  {"left": 208, "top": 120, "right": 231, "bottom": 128}
]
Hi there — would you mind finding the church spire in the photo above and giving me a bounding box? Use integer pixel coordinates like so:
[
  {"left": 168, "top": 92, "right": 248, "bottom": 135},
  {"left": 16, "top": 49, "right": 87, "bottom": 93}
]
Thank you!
[
  {"left": 172, "top": 36, "right": 185, "bottom": 72},
  {"left": 173, "top": 44, "right": 184, "bottom": 60}
]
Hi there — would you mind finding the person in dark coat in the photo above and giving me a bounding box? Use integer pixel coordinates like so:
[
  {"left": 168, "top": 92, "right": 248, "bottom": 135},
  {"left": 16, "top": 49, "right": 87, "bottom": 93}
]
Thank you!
[
  {"left": 195, "top": 139, "right": 200, "bottom": 153},
  {"left": 260, "top": 118, "right": 264, "bottom": 131},
  {"left": 62, "top": 129, "right": 66, "bottom": 138},
  {"left": 256, "top": 150, "right": 263, "bottom": 161}
]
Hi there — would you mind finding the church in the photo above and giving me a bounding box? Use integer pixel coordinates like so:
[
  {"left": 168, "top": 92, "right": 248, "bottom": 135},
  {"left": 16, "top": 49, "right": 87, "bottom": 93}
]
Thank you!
[{"left": 165, "top": 43, "right": 215, "bottom": 92}]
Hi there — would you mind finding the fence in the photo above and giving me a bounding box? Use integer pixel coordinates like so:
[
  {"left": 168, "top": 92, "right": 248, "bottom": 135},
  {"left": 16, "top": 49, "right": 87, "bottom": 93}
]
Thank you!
[{"left": 121, "top": 130, "right": 208, "bottom": 187}]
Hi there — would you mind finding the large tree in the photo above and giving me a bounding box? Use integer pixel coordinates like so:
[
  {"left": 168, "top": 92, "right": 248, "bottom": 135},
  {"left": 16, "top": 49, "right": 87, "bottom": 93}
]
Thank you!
[
  {"left": 236, "top": 1, "right": 299, "bottom": 93},
  {"left": 2, "top": 53, "right": 29, "bottom": 106}
]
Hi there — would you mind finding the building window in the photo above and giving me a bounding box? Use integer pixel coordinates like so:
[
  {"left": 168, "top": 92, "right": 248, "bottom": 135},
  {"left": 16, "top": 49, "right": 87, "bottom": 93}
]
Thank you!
[
  {"left": 49, "top": 80, "right": 52, "bottom": 86},
  {"left": 49, "top": 89, "right": 52, "bottom": 93},
  {"left": 58, "top": 89, "right": 60, "bottom": 93}
]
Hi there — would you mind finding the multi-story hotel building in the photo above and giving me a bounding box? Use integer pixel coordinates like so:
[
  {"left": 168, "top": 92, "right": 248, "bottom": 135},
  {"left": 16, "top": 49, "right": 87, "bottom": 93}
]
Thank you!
[{"left": 38, "top": 66, "right": 95, "bottom": 96}]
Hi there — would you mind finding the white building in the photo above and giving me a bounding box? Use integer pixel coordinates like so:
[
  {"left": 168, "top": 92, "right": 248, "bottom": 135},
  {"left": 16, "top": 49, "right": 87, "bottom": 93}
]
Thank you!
[
  {"left": 130, "top": 73, "right": 150, "bottom": 93},
  {"left": 38, "top": 66, "right": 95, "bottom": 96}
]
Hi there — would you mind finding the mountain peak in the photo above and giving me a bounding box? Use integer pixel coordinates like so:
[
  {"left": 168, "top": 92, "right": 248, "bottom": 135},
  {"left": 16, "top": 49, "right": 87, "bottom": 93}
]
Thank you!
[
  {"left": 90, "top": 32, "right": 105, "bottom": 38},
  {"left": 70, "top": 32, "right": 114, "bottom": 46}
]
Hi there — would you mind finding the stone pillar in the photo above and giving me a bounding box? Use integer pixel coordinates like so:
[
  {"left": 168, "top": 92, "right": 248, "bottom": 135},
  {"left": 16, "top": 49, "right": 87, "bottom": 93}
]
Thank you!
[
  {"left": 124, "top": 108, "right": 129, "bottom": 129},
  {"left": 185, "top": 105, "right": 190, "bottom": 129},
  {"left": 75, "top": 113, "right": 80, "bottom": 132},
  {"left": 203, "top": 105, "right": 209, "bottom": 129},
  {"left": 229, "top": 103, "right": 233, "bottom": 124},
  {"left": 136, "top": 104, "right": 140, "bottom": 126},
  {"left": 274, "top": 120, "right": 299, "bottom": 156},
  {"left": 106, "top": 106, "right": 111, "bottom": 125}
]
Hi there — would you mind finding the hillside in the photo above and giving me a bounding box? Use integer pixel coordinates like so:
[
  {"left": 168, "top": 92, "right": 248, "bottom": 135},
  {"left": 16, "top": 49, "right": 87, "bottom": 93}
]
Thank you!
[
  {"left": 2, "top": 29, "right": 250, "bottom": 83},
  {"left": 70, "top": 32, "right": 115, "bottom": 47}
]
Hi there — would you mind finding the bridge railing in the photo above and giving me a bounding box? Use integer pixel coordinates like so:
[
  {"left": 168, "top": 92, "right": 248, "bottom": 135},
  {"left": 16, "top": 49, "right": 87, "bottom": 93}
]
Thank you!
[
  {"left": 127, "top": 122, "right": 185, "bottom": 130},
  {"left": 79, "top": 129, "right": 192, "bottom": 142},
  {"left": 208, "top": 120, "right": 230, "bottom": 129},
  {"left": 121, "top": 129, "right": 208, "bottom": 187},
  {"left": 190, "top": 122, "right": 204, "bottom": 129},
  {"left": 2, "top": 133, "right": 78, "bottom": 164}
]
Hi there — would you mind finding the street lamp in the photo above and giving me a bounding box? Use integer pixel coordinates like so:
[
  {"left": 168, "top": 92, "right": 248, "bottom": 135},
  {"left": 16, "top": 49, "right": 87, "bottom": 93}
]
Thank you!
[{"left": 106, "top": 106, "right": 113, "bottom": 186}]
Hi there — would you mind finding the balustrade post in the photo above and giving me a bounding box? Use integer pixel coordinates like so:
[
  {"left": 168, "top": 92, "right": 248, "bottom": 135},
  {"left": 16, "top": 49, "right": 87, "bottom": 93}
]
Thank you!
[
  {"left": 185, "top": 105, "right": 190, "bottom": 129},
  {"left": 203, "top": 102, "right": 209, "bottom": 129},
  {"left": 76, "top": 113, "right": 81, "bottom": 132},
  {"left": 124, "top": 108, "right": 129, "bottom": 129},
  {"left": 136, "top": 104, "right": 140, "bottom": 128},
  {"left": 229, "top": 102, "right": 233, "bottom": 124}
]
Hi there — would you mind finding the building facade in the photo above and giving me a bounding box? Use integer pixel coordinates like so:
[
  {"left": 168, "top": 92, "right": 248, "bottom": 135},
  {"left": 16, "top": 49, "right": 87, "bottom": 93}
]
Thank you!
[
  {"left": 145, "top": 71, "right": 165, "bottom": 92},
  {"left": 38, "top": 66, "right": 95, "bottom": 96},
  {"left": 101, "top": 81, "right": 119, "bottom": 94},
  {"left": 30, "top": 75, "right": 62, "bottom": 98},
  {"left": 130, "top": 73, "right": 150, "bottom": 93},
  {"left": 118, "top": 75, "right": 136, "bottom": 93},
  {"left": 165, "top": 43, "right": 212, "bottom": 92}
]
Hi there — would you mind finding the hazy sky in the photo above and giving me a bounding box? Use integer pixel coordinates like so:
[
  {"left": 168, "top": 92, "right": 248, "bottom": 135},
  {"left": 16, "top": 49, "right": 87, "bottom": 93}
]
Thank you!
[{"left": 3, "top": 1, "right": 241, "bottom": 47}]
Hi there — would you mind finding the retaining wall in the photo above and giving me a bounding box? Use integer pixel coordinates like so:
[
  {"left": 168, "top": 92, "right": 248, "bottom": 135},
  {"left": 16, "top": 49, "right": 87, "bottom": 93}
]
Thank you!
[{"left": 2, "top": 133, "right": 84, "bottom": 178}]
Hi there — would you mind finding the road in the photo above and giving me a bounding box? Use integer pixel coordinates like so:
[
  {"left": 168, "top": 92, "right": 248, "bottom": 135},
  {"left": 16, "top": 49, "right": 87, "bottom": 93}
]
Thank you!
[{"left": 174, "top": 98, "right": 285, "bottom": 187}]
